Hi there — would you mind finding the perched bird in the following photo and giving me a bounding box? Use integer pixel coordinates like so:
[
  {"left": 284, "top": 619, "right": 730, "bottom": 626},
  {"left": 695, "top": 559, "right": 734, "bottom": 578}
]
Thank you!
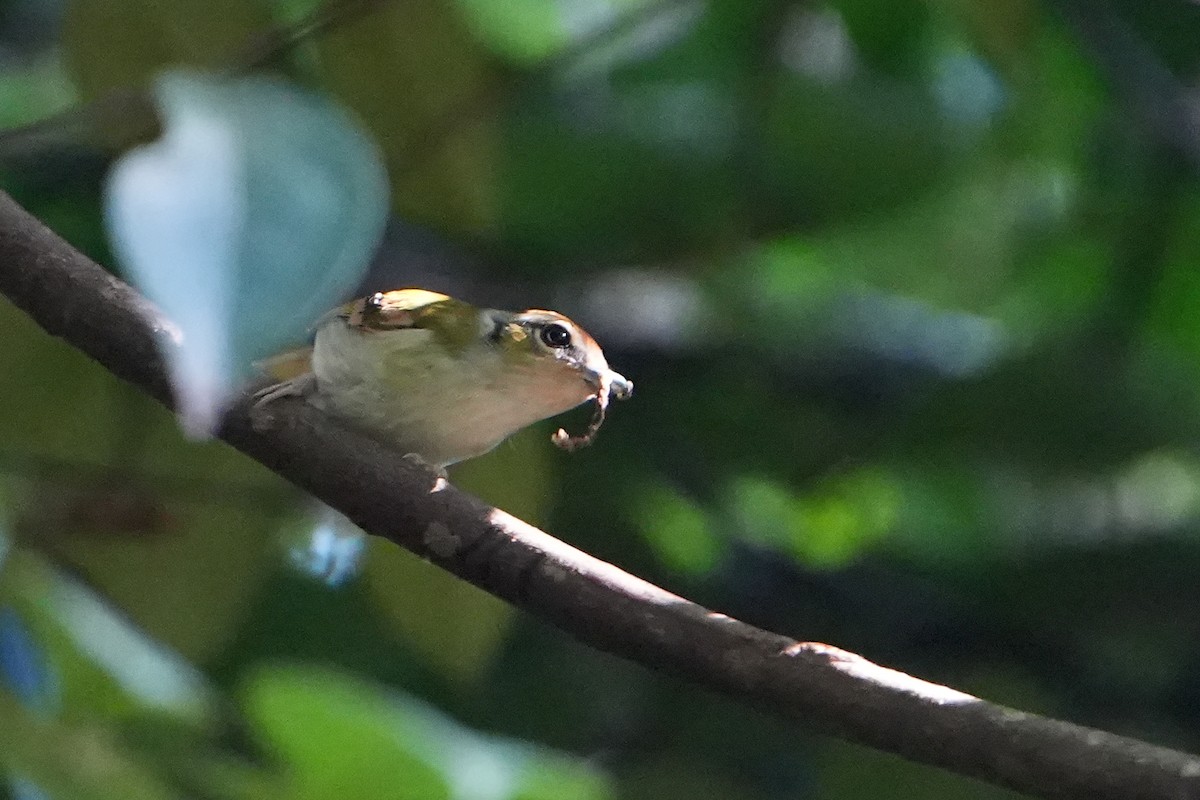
[{"left": 254, "top": 289, "right": 632, "bottom": 468}]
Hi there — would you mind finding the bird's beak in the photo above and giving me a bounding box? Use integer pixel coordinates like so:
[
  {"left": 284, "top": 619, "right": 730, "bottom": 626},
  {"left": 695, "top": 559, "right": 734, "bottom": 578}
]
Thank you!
[
  {"left": 607, "top": 371, "right": 633, "bottom": 400},
  {"left": 585, "top": 368, "right": 632, "bottom": 400}
]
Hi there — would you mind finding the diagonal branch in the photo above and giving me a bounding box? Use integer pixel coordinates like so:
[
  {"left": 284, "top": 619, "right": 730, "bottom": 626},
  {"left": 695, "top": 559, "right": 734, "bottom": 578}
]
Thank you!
[{"left": 0, "top": 191, "right": 1197, "bottom": 800}]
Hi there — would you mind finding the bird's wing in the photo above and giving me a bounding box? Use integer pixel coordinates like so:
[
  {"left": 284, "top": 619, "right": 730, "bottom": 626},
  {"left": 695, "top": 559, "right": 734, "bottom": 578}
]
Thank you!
[
  {"left": 326, "top": 289, "right": 454, "bottom": 331},
  {"left": 255, "top": 346, "right": 314, "bottom": 380},
  {"left": 257, "top": 292, "right": 456, "bottom": 381}
]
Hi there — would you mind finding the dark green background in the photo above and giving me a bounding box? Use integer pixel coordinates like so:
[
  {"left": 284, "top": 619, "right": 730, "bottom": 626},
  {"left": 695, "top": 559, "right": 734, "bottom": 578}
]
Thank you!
[{"left": 1, "top": 0, "right": 1198, "bottom": 797}]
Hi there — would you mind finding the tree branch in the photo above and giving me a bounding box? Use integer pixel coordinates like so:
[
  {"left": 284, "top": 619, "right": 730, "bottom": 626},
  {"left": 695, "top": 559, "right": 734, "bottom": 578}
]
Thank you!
[
  {"left": 1047, "top": 0, "right": 1200, "bottom": 168},
  {"left": 0, "top": 191, "right": 1197, "bottom": 800}
]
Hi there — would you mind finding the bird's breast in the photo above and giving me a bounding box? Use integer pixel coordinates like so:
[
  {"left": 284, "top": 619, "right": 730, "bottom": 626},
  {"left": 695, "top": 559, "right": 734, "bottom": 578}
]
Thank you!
[{"left": 309, "top": 322, "right": 592, "bottom": 466}]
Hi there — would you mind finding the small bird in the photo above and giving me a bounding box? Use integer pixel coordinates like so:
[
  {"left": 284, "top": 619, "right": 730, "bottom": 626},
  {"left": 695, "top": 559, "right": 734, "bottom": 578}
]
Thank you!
[{"left": 254, "top": 289, "right": 632, "bottom": 469}]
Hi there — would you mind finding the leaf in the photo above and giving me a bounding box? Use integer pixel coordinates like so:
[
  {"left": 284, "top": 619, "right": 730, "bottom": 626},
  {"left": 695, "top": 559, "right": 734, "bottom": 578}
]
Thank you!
[
  {"left": 453, "top": 0, "right": 674, "bottom": 65},
  {"left": 511, "top": 754, "right": 614, "bottom": 800},
  {"left": 454, "top": 0, "right": 567, "bottom": 63},
  {"left": 0, "top": 301, "right": 291, "bottom": 666},
  {"left": 242, "top": 666, "right": 451, "bottom": 800},
  {"left": 634, "top": 483, "right": 724, "bottom": 575},
  {"left": 63, "top": 0, "right": 271, "bottom": 99},
  {"left": 365, "top": 427, "right": 558, "bottom": 685},
  {"left": 1, "top": 548, "right": 216, "bottom": 723},
  {"left": 365, "top": 543, "right": 516, "bottom": 687},
  {"left": 244, "top": 666, "right": 612, "bottom": 800},
  {"left": 723, "top": 472, "right": 897, "bottom": 570},
  {"left": 50, "top": 493, "right": 296, "bottom": 665},
  {"left": 0, "top": 300, "right": 139, "bottom": 465},
  {"left": 830, "top": 0, "right": 931, "bottom": 76},
  {"left": 316, "top": 0, "right": 498, "bottom": 231},
  {"left": 738, "top": 162, "right": 1101, "bottom": 365},
  {"left": 0, "top": 691, "right": 179, "bottom": 800},
  {"left": 0, "top": 59, "right": 77, "bottom": 129},
  {"left": 104, "top": 69, "right": 388, "bottom": 436}
]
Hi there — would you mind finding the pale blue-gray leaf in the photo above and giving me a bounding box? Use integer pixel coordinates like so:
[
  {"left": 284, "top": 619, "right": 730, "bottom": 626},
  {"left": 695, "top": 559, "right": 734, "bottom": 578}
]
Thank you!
[{"left": 104, "top": 69, "right": 389, "bottom": 436}]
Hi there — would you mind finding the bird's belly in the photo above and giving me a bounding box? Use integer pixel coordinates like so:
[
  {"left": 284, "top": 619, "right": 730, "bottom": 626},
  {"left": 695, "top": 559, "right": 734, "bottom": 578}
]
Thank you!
[{"left": 310, "top": 326, "right": 554, "bottom": 466}]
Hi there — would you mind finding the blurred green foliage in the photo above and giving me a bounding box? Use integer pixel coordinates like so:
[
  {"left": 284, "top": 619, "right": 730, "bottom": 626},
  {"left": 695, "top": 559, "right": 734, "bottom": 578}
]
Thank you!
[
  {"left": 103, "top": 68, "right": 389, "bottom": 434},
  {"left": 2, "top": 0, "right": 1200, "bottom": 797}
]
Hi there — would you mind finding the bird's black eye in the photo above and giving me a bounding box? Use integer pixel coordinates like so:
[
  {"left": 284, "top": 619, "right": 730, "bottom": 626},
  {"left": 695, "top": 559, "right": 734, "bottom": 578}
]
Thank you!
[{"left": 540, "top": 323, "right": 572, "bottom": 349}]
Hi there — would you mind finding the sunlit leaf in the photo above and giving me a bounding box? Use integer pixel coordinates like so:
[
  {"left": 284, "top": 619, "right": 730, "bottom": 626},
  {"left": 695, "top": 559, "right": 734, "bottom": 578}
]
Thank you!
[
  {"left": 104, "top": 69, "right": 388, "bottom": 436},
  {"left": 0, "top": 59, "right": 77, "bottom": 130},
  {"left": 511, "top": 754, "right": 613, "bottom": 800},
  {"left": 723, "top": 471, "right": 897, "bottom": 569},
  {"left": 454, "top": 0, "right": 566, "bottom": 62},
  {"left": 791, "top": 470, "right": 899, "bottom": 568},
  {"left": 244, "top": 666, "right": 612, "bottom": 800},
  {"left": 635, "top": 483, "right": 724, "bottom": 575},
  {"left": 242, "top": 666, "right": 452, "bottom": 800},
  {"left": 454, "top": 0, "right": 678, "bottom": 66},
  {"left": 725, "top": 475, "right": 796, "bottom": 551}
]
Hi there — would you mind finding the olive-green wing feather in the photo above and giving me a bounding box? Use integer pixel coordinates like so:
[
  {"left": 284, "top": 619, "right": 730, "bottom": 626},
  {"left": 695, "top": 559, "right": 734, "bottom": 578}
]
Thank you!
[
  {"left": 331, "top": 289, "right": 482, "bottom": 352},
  {"left": 332, "top": 289, "right": 451, "bottom": 330}
]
